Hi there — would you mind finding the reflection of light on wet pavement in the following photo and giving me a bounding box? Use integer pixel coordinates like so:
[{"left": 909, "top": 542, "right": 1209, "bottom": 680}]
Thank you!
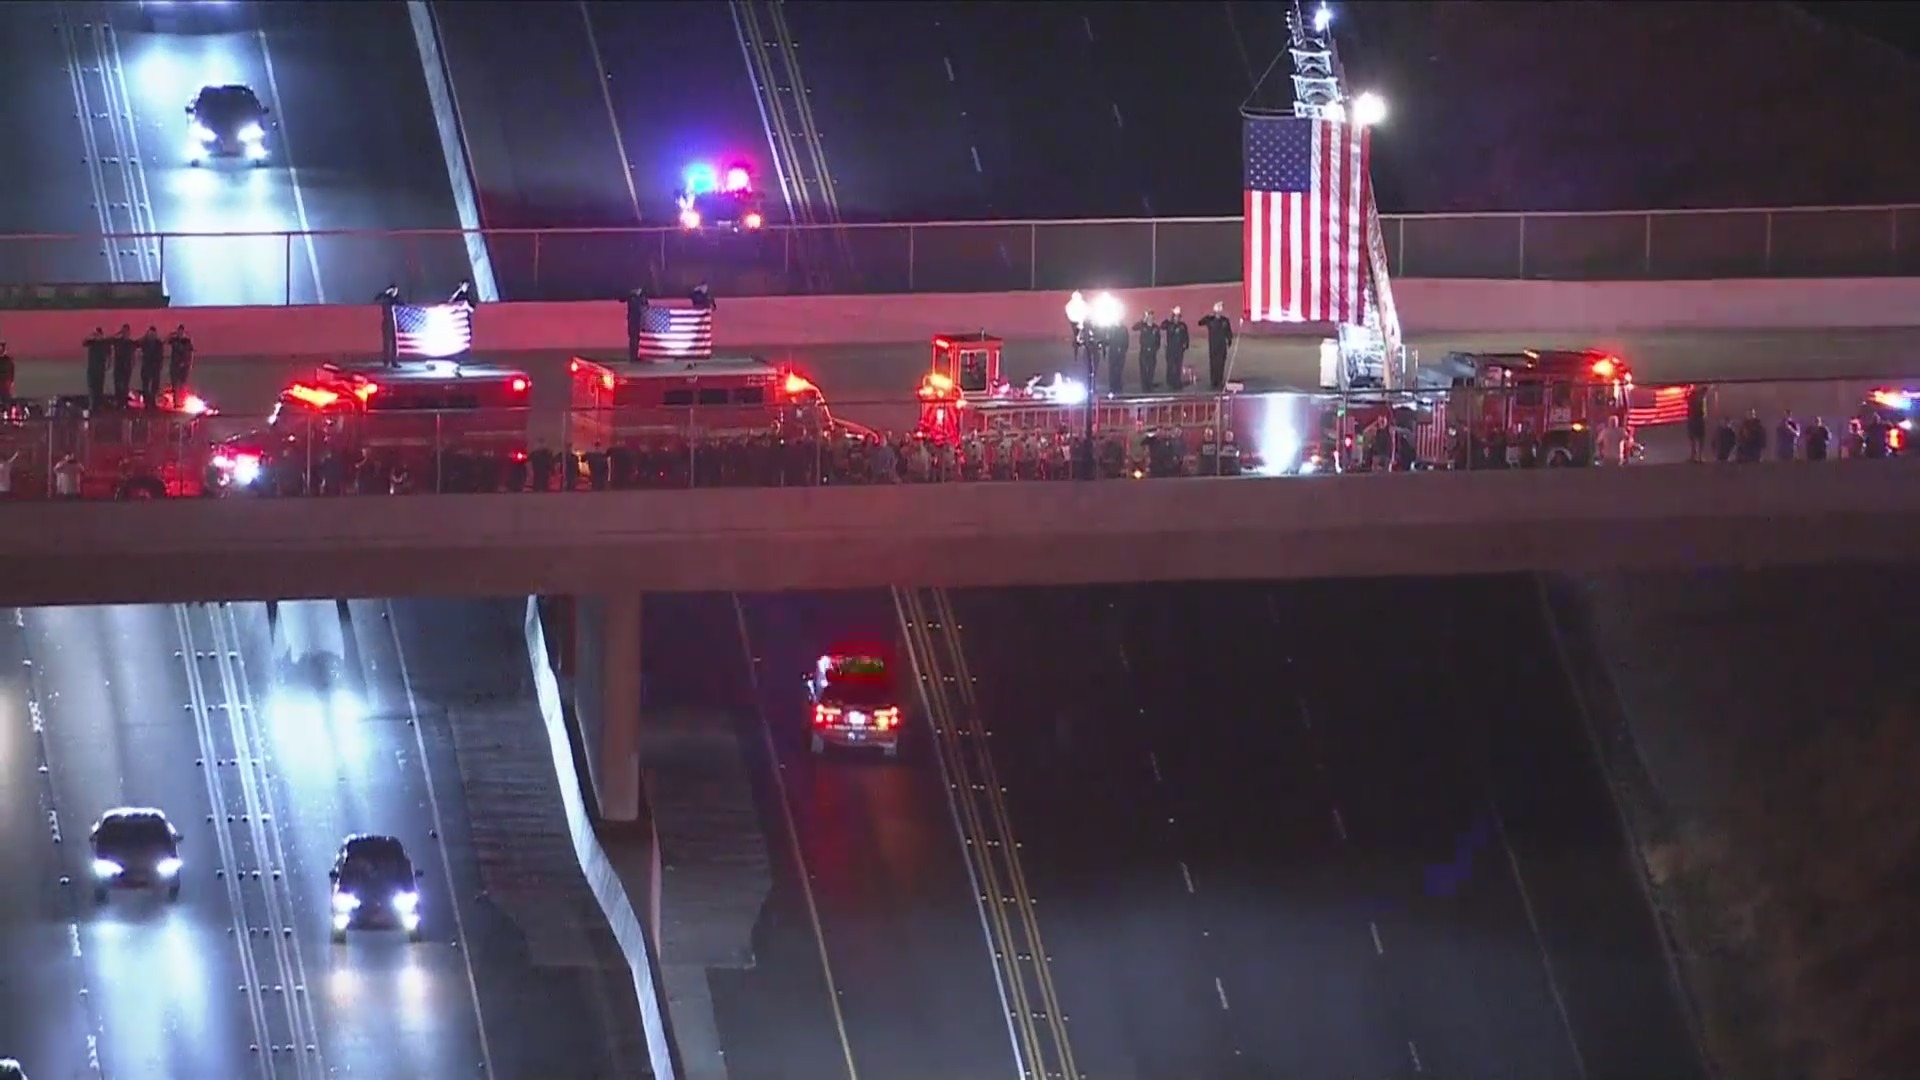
[{"left": 88, "top": 909, "right": 215, "bottom": 1072}]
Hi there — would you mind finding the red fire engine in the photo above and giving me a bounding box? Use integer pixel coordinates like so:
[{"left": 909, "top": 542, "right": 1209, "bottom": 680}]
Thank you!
[
  {"left": 217, "top": 360, "right": 533, "bottom": 492},
  {"left": 566, "top": 354, "right": 852, "bottom": 447},
  {"left": 913, "top": 332, "right": 1276, "bottom": 475},
  {"left": 1439, "top": 348, "right": 1646, "bottom": 466},
  {"left": 1, "top": 390, "right": 221, "bottom": 499}
]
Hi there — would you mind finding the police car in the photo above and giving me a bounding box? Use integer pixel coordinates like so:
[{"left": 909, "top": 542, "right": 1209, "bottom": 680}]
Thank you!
[
  {"left": 676, "top": 162, "right": 765, "bottom": 232},
  {"left": 89, "top": 807, "right": 184, "bottom": 903},
  {"left": 804, "top": 651, "right": 905, "bottom": 758},
  {"left": 186, "top": 84, "right": 270, "bottom": 166},
  {"left": 329, "top": 834, "right": 423, "bottom": 942}
]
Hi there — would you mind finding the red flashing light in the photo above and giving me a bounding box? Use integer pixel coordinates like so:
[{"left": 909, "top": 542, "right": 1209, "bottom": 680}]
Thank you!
[
  {"left": 353, "top": 381, "right": 379, "bottom": 401},
  {"left": 286, "top": 383, "right": 341, "bottom": 409},
  {"left": 724, "top": 165, "right": 752, "bottom": 192},
  {"left": 569, "top": 359, "right": 581, "bottom": 374},
  {"left": 743, "top": 211, "right": 764, "bottom": 230},
  {"left": 1591, "top": 356, "right": 1620, "bottom": 380},
  {"left": 600, "top": 373, "right": 615, "bottom": 392},
  {"left": 932, "top": 337, "right": 952, "bottom": 350},
  {"left": 783, "top": 372, "right": 816, "bottom": 396},
  {"left": 918, "top": 372, "right": 956, "bottom": 401},
  {"left": 510, "top": 449, "right": 528, "bottom": 463},
  {"left": 510, "top": 376, "right": 530, "bottom": 394},
  {"left": 813, "top": 704, "right": 840, "bottom": 728}
]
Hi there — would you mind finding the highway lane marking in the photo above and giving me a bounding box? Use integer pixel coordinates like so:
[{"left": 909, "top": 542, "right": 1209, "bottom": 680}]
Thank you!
[
  {"left": 1331, "top": 806, "right": 1348, "bottom": 842},
  {"left": 48, "top": 808, "right": 61, "bottom": 844},
  {"left": 173, "top": 605, "right": 280, "bottom": 1078},
  {"left": 254, "top": 28, "right": 325, "bottom": 303},
  {"left": 1490, "top": 801, "right": 1591, "bottom": 1080},
  {"left": 1213, "top": 976, "right": 1230, "bottom": 1011},
  {"left": 1408, "top": 1039, "right": 1424, "bottom": 1072},
  {"left": 1369, "top": 921, "right": 1384, "bottom": 955},
  {"left": 1147, "top": 752, "right": 1162, "bottom": 783},
  {"left": 730, "top": 596, "right": 862, "bottom": 1080},
  {"left": 1178, "top": 860, "right": 1195, "bottom": 894},
  {"left": 68, "top": 921, "right": 82, "bottom": 959},
  {"left": 381, "top": 601, "right": 499, "bottom": 1080}
]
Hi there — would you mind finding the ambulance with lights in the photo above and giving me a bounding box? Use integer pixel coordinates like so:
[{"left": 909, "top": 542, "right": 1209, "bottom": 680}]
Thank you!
[
  {"left": 676, "top": 162, "right": 766, "bottom": 233},
  {"left": 914, "top": 332, "right": 1290, "bottom": 474},
  {"left": 566, "top": 354, "right": 853, "bottom": 447},
  {"left": 214, "top": 361, "right": 533, "bottom": 492},
  {"left": 804, "top": 650, "right": 905, "bottom": 758},
  {"left": 0, "top": 390, "right": 219, "bottom": 499}
]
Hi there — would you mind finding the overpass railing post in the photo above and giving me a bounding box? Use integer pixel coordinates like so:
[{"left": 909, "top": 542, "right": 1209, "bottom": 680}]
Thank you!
[
  {"left": 907, "top": 225, "right": 916, "bottom": 292},
  {"left": 284, "top": 232, "right": 294, "bottom": 306},
  {"left": 1149, "top": 220, "right": 1159, "bottom": 286},
  {"left": 1028, "top": 224, "right": 1038, "bottom": 291},
  {"left": 1517, "top": 214, "right": 1529, "bottom": 279},
  {"left": 434, "top": 411, "right": 445, "bottom": 493}
]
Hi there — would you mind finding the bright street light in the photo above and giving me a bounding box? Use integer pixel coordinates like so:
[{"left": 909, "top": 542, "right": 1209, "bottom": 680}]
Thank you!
[
  {"left": 1090, "top": 291, "right": 1125, "bottom": 328},
  {"left": 1064, "top": 290, "right": 1089, "bottom": 325},
  {"left": 1313, "top": 4, "right": 1331, "bottom": 33},
  {"left": 1352, "top": 91, "right": 1388, "bottom": 127}
]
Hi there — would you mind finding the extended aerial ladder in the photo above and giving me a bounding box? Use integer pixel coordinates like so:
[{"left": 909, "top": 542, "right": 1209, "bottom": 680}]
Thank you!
[
  {"left": 1285, "top": 1, "right": 1410, "bottom": 391},
  {"left": 730, "top": 0, "right": 852, "bottom": 290}
]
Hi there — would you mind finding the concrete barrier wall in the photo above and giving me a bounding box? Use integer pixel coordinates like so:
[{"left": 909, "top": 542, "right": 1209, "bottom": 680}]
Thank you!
[
  {"left": 6, "top": 277, "right": 1920, "bottom": 362},
  {"left": 2, "top": 464, "right": 1919, "bottom": 605},
  {"left": 523, "top": 598, "right": 679, "bottom": 1080}
]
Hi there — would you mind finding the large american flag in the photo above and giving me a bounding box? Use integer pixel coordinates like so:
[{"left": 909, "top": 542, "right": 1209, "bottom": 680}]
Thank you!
[
  {"left": 634, "top": 306, "right": 714, "bottom": 361},
  {"left": 1243, "top": 114, "right": 1371, "bottom": 325},
  {"left": 393, "top": 302, "right": 473, "bottom": 360}
]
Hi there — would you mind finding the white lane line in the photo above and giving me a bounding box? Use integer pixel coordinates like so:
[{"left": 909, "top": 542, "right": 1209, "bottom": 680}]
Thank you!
[
  {"left": 68, "top": 922, "right": 82, "bottom": 959},
  {"left": 1177, "top": 861, "right": 1195, "bottom": 894},
  {"left": 255, "top": 29, "right": 324, "bottom": 303},
  {"left": 383, "top": 602, "right": 496, "bottom": 1080},
  {"left": 48, "top": 809, "right": 61, "bottom": 844},
  {"left": 1330, "top": 806, "right": 1347, "bottom": 842},
  {"left": 1147, "top": 752, "right": 1162, "bottom": 783},
  {"left": 1408, "top": 1039, "right": 1424, "bottom": 1072},
  {"left": 1213, "top": 976, "right": 1230, "bottom": 1011},
  {"left": 1369, "top": 920, "right": 1384, "bottom": 955}
]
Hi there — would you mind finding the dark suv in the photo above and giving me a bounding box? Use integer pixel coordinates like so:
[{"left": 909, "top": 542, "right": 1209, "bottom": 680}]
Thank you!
[
  {"left": 186, "top": 84, "right": 270, "bottom": 166},
  {"left": 329, "top": 834, "right": 422, "bottom": 942},
  {"left": 89, "top": 808, "right": 183, "bottom": 903}
]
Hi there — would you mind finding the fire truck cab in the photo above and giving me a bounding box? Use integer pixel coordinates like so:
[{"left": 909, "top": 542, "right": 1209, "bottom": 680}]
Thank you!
[
  {"left": 1443, "top": 349, "right": 1634, "bottom": 467},
  {"left": 567, "top": 354, "right": 838, "bottom": 448},
  {"left": 220, "top": 360, "right": 533, "bottom": 493},
  {"left": 1, "top": 391, "right": 218, "bottom": 499}
]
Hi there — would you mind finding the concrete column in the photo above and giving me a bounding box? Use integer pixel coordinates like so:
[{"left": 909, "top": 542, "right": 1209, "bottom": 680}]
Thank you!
[{"left": 575, "top": 591, "right": 644, "bottom": 823}]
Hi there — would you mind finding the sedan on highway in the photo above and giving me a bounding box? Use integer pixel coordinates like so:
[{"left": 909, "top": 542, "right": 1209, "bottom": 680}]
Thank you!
[
  {"left": 89, "top": 807, "right": 184, "bottom": 903},
  {"left": 329, "top": 834, "right": 423, "bottom": 942},
  {"left": 186, "top": 84, "right": 271, "bottom": 166}
]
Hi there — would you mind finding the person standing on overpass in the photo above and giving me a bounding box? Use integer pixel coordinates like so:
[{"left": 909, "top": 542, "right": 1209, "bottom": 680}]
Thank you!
[
  {"left": 166, "top": 325, "right": 195, "bottom": 397},
  {"left": 0, "top": 341, "right": 13, "bottom": 404},
  {"left": 1133, "top": 309, "right": 1161, "bottom": 392},
  {"left": 84, "top": 328, "right": 109, "bottom": 408},
  {"left": 1198, "top": 302, "right": 1234, "bottom": 391},
  {"left": 625, "top": 288, "right": 649, "bottom": 363},
  {"left": 1161, "top": 307, "right": 1190, "bottom": 391},
  {"left": 138, "top": 326, "right": 164, "bottom": 406},
  {"left": 110, "top": 324, "right": 136, "bottom": 400}
]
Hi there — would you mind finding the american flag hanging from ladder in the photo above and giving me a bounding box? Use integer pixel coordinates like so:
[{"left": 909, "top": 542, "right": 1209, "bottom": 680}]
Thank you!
[
  {"left": 1242, "top": 114, "right": 1371, "bottom": 325},
  {"left": 634, "top": 306, "right": 714, "bottom": 361},
  {"left": 393, "top": 302, "right": 473, "bottom": 360}
]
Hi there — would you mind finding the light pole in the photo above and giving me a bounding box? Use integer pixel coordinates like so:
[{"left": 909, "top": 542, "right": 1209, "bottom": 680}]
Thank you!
[{"left": 1064, "top": 290, "right": 1125, "bottom": 479}]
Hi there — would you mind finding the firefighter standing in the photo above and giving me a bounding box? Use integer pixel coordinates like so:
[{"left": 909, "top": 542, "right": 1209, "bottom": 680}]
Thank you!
[
  {"left": 1133, "top": 310, "right": 1161, "bottom": 391},
  {"left": 110, "top": 324, "right": 135, "bottom": 400},
  {"left": 167, "top": 325, "right": 194, "bottom": 397},
  {"left": 626, "top": 288, "right": 649, "bottom": 363},
  {"left": 691, "top": 282, "right": 716, "bottom": 310},
  {"left": 1805, "top": 416, "right": 1831, "bottom": 461},
  {"left": 377, "top": 284, "right": 400, "bottom": 367},
  {"left": 1105, "top": 320, "right": 1129, "bottom": 395},
  {"left": 84, "top": 328, "right": 110, "bottom": 407},
  {"left": 138, "top": 326, "right": 165, "bottom": 405},
  {"left": 1773, "top": 411, "right": 1800, "bottom": 462},
  {"left": 1161, "top": 307, "right": 1190, "bottom": 391},
  {"left": 0, "top": 341, "right": 13, "bottom": 404},
  {"left": 1198, "top": 302, "right": 1234, "bottom": 391}
]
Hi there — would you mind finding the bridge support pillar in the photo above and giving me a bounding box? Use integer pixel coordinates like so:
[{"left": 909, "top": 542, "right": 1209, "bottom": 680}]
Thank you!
[{"left": 575, "top": 591, "right": 644, "bottom": 823}]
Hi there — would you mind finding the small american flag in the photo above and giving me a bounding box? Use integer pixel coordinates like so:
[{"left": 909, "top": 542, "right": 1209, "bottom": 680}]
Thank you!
[
  {"left": 635, "top": 306, "right": 714, "bottom": 361},
  {"left": 394, "top": 302, "right": 473, "bottom": 360},
  {"left": 1243, "top": 114, "right": 1370, "bottom": 325}
]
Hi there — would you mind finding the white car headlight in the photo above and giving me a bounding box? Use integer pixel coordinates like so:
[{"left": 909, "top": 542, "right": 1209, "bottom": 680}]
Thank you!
[
  {"left": 92, "top": 858, "right": 123, "bottom": 878},
  {"left": 190, "top": 122, "right": 215, "bottom": 143},
  {"left": 392, "top": 891, "right": 419, "bottom": 913},
  {"left": 239, "top": 122, "right": 264, "bottom": 143},
  {"left": 156, "top": 857, "right": 183, "bottom": 877},
  {"left": 332, "top": 892, "right": 361, "bottom": 913}
]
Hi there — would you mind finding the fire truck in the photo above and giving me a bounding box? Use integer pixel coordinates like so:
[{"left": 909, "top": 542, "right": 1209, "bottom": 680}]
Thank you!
[
  {"left": 0, "top": 390, "right": 221, "bottom": 499},
  {"left": 566, "top": 354, "right": 851, "bottom": 447},
  {"left": 216, "top": 360, "right": 533, "bottom": 493},
  {"left": 913, "top": 332, "right": 1286, "bottom": 475},
  {"left": 1435, "top": 348, "right": 1646, "bottom": 467}
]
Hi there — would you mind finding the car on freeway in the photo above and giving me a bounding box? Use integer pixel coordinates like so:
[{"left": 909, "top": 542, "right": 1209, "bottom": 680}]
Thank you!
[
  {"left": 186, "top": 84, "right": 270, "bottom": 166},
  {"left": 329, "top": 834, "right": 423, "bottom": 942},
  {"left": 804, "top": 650, "right": 906, "bottom": 758},
  {"left": 89, "top": 807, "right": 184, "bottom": 903},
  {"left": 139, "top": 0, "right": 245, "bottom": 33}
]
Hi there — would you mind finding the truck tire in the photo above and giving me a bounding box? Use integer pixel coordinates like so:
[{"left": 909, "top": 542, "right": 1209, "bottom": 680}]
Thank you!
[{"left": 117, "top": 476, "right": 168, "bottom": 500}]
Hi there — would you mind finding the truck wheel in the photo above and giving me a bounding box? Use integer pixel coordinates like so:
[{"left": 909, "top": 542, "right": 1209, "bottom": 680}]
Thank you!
[{"left": 117, "top": 476, "right": 168, "bottom": 500}]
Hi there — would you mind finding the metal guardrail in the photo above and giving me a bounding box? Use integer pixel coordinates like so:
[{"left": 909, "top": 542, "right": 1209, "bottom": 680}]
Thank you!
[
  {"left": 0, "top": 375, "right": 1904, "bottom": 500},
  {"left": 3, "top": 205, "right": 1920, "bottom": 305}
]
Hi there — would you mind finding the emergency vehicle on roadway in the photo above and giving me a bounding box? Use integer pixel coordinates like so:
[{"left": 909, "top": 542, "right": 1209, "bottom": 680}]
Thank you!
[
  {"left": 214, "top": 360, "right": 532, "bottom": 494},
  {"left": 1433, "top": 348, "right": 1664, "bottom": 467},
  {"left": 914, "top": 332, "right": 1270, "bottom": 476},
  {"left": 566, "top": 353, "right": 855, "bottom": 447},
  {"left": 804, "top": 649, "right": 905, "bottom": 758},
  {"left": 0, "top": 390, "right": 219, "bottom": 499},
  {"left": 1865, "top": 387, "right": 1919, "bottom": 454}
]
